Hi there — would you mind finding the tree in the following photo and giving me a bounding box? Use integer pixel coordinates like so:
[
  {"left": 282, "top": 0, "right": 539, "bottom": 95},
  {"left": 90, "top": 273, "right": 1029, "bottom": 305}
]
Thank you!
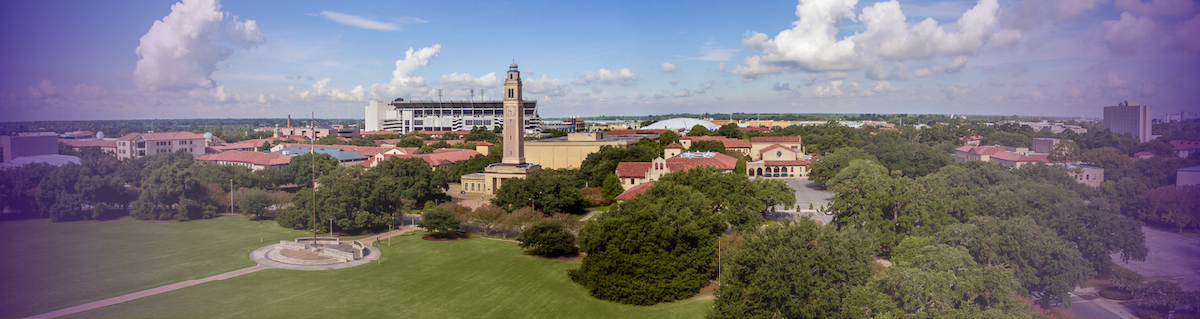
[
  {"left": 419, "top": 206, "right": 462, "bottom": 237},
  {"left": 492, "top": 171, "right": 586, "bottom": 214},
  {"left": 577, "top": 143, "right": 661, "bottom": 187},
  {"left": 658, "top": 130, "right": 680, "bottom": 146},
  {"left": 828, "top": 160, "right": 954, "bottom": 252},
  {"left": 1109, "top": 266, "right": 1144, "bottom": 291},
  {"left": 1080, "top": 147, "right": 1131, "bottom": 170},
  {"left": 715, "top": 123, "right": 743, "bottom": 139},
  {"left": 601, "top": 173, "right": 624, "bottom": 200},
  {"left": 503, "top": 207, "right": 543, "bottom": 235},
  {"left": 686, "top": 124, "right": 711, "bottom": 136},
  {"left": 259, "top": 141, "right": 271, "bottom": 151},
  {"left": 808, "top": 147, "right": 878, "bottom": 187},
  {"left": 734, "top": 157, "right": 746, "bottom": 176},
  {"left": 238, "top": 188, "right": 272, "bottom": 220},
  {"left": 936, "top": 216, "right": 1094, "bottom": 306},
  {"left": 709, "top": 219, "right": 878, "bottom": 319},
  {"left": 470, "top": 204, "right": 507, "bottom": 235},
  {"left": 130, "top": 152, "right": 216, "bottom": 221},
  {"left": 657, "top": 167, "right": 795, "bottom": 231},
  {"left": 688, "top": 140, "right": 725, "bottom": 153},
  {"left": 570, "top": 181, "right": 723, "bottom": 305},
  {"left": 281, "top": 153, "right": 339, "bottom": 186},
  {"left": 518, "top": 220, "right": 577, "bottom": 256}
]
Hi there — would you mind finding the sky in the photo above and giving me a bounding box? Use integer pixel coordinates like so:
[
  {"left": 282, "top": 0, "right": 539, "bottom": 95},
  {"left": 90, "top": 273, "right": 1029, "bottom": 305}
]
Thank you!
[{"left": 1, "top": 0, "right": 1198, "bottom": 121}]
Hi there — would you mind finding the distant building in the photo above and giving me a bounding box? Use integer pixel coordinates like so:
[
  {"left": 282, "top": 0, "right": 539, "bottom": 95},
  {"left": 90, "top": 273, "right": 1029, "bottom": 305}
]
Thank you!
[
  {"left": 1171, "top": 140, "right": 1200, "bottom": 158},
  {"left": 2, "top": 133, "right": 59, "bottom": 162},
  {"left": 366, "top": 148, "right": 480, "bottom": 170},
  {"left": 59, "top": 139, "right": 119, "bottom": 154},
  {"left": 749, "top": 136, "right": 803, "bottom": 160},
  {"left": 1179, "top": 165, "right": 1200, "bottom": 187},
  {"left": 364, "top": 98, "right": 541, "bottom": 135},
  {"left": 196, "top": 151, "right": 292, "bottom": 171},
  {"left": 1019, "top": 121, "right": 1088, "bottom": 135},
  {"left": 747, "top": 144, "right": 811, "bottom": 179},
  {"left": 524, "top": 131, "right": 658, "bottom": 169},
  {"left": 952, "top": 145, "right": 1029, "bottom": 162},
  {"left": 1051, "top": 163, "right": 1105, "bottom": 188},
  {"left": 1103, "top": 101, "right": 1152, "bottom": 143},
  {"left": 543, "top": 118, "right": 586, "bottom": 133},
  {"left": 679, "top": 136, "right": 752, "bottom": 157},
  {"left": 269, "top": 143, "right": 391, "bottom": 158},
  {"left": 641, "top": 118, "right": 720, "bottom": 131},
  {"left": 272, "top": 146, "right": 370, "bottom": 167},
  {"left": 114, "top": 132, "right": 207, "bottom": 160}
]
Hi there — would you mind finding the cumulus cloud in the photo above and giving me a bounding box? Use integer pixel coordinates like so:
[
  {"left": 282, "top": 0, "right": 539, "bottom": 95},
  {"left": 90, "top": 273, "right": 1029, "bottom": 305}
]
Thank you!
[
  {"left": 660, "top": 62, "right": 677, "bottom": 72},
  {"left": 812, "top": 80, "right": 846, "bottom": 98},
  {"left": 1038, "top": 79, "right": 1053, "bottom": 87},
  {"left": 573, "top": 68, "right": 638, "bottom": 85},
  {"left": 295, "top": 78, "right": 366, "bottom": 101},
  {"left": 673, "top": 89, "right": 692, "bottom": 97},
  {"left": 316, "top": 11, "right": 427, "bottom": 31},
  {"left": 944, "top": 56, "right": 969, "bottom": 73},
  {"left": 731, "top": 0, "right": 1016, "bottom": 80},
  {"left": 772, "top": 82, "right": 792, "bottom": 91},
  {"left": 669, "top": 79, "right": 680, "bottom": 85},
  {"left": 374, "top": 44, "right": 440, "bottom": 97},
  {"left": 1102, "top": 12, "right": 1156, "bottom": 55},
  {"left": 1161, "top": 13, "right": 1200, "bottom": 52},
  {"left": 437, "top": 72, "right": 498, "bottom": 88},
  {"left": 865, "top": 63, "right": 910, "bottom": 81},
  {"left": 525, "top": 74, "right": 568, "bottom": 97},
  {"left": 1101, "top": 71, "right": 1128, "bottom": 89},
  {"left": 224, "top": 15, "right": 265, "bottom": 49},
  {"left": 1115, "top": 0, "right": 1196, "bottom": 17},
  {"left": 827, "top": 71, "right": 850, "bottom": 80},
  {"left": 863, "top": 81, "right": 898, "bottom": 96},
  {"left": 133, "top": 0, "right": 232, "bottom": 91}
]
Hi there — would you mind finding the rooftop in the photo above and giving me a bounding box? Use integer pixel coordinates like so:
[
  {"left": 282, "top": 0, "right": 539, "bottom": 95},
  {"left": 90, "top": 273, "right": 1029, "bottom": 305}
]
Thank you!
[
  {"left": 273, "top": 146, "right": 369, "bottom": 161},
  {"left": 614, "top": 181, "right": 655, "bottom": 201},
  {"left": 527, "top": 134, "right": 658, "bottom": 144},
  {"left": 750, "top": 136, "right": 802, "bottom": 143},
  {"left": 197, "top": 151, "right": 292, "bottom": 166}
]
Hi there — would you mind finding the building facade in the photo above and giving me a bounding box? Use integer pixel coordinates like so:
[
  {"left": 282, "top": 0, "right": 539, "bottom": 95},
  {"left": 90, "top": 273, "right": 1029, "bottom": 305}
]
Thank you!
[
  {"left": 1103, "top": 101, "right": 1152, "bottom": 143},
  {"left": 115, "top": 132, "right": 207, "bottom": 159},
  {"left": 1, "top": 133, "right": 59, "bottom": 162},
  {"left": 524, "top": 132, "right": 658, "bottom": 169},
  {"left": 461, "top": 62, "right": 543, "bottom": 195},
  {"left": 365, "top": 99, "right": 541, "bottom": 135}
]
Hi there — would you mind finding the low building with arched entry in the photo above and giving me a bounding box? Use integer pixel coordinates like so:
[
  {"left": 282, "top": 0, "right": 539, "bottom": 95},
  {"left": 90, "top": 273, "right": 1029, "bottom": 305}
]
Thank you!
[
  {"left": 614, "top": 147, "right": 739, "bottom": 191},
  {"left": 746, "top": 144, "right": 811, "bottom": 179}
]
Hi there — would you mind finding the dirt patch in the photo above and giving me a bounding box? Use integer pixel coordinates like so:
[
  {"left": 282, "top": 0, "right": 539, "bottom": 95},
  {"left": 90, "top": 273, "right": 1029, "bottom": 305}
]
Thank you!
[
  {"left": 422, "top": 234, "right": 468, "bottom": 241},
  {"left": 690, "top": 280, "right": 719, "bottom": 301}
]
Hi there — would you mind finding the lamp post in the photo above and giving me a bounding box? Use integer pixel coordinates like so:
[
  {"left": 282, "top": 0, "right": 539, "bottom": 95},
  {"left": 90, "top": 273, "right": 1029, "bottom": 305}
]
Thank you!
[
  {"left": 329, "top": 217, "right": 335, "bottom": 238},
  {"left": 229, "top": 179, "right": 233, "bottom": 214}
]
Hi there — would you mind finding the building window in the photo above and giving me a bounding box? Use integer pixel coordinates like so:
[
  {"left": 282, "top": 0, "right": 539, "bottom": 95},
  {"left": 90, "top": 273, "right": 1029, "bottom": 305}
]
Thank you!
[{"left": 508, "top": 89, "right": 513, "bottom": 98}]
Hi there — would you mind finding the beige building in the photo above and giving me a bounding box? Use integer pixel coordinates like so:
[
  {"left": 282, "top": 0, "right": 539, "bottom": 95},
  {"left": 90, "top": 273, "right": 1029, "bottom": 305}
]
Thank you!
[
  {"left": 747, "top": 144, "right": 811, "bottom": 178},
  {"left": 1179, "top": 165, "right": 1200, "bottom": 187},
  {"left": 462, "top": 62, "right": 543, "bottom": 195},
  {"left": 196, "top": 150, "right": 292, "bottom": 171},
  {"left": 1103, "top": 101, "right": 1152, "bottom": 143},
  {"left": 749, "top": 136, "right": 803, "bottom": 160},
  {"left": 524, "top": 132, "right": 658, "bottom": 169},
  {"left": 1055, "top": 163, "right": 1105, "bottom": 188},
  {"left": 679, "top": 136, "right": 752, "bottom": 158},
  {"left": 115, "top": 132, "right": 207, "bottom": 159},
  {"left": 1031, "top": 138, "right": 1061, "bottom": 154},
  {"left": 615, "top": 149, "right": 738, "bottom": 190}
]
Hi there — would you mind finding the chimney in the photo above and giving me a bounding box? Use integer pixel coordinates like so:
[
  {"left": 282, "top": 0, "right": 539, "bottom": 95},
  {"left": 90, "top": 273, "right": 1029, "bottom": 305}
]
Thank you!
[{"left": 287, "top": 115, "right": 291, "bottom": 128}]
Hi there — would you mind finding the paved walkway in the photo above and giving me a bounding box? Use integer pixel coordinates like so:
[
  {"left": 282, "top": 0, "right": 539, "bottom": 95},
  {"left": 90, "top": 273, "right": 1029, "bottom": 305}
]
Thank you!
[
  {"left": 1111, "top": 225, "right": 1200, "bottom": 290},
  {"left": 25, "top": 265, "right": 269, "bottom": 319},
  {"left": 28, "top": 226, "right": 419, "bottom": 318}
]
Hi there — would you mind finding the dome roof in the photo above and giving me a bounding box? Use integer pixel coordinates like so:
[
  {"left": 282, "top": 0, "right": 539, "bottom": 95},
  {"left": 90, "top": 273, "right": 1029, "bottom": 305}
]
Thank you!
[
  {"left": 509, "top": 62, "right": 518, "bottom": 69},
  {"left": 203, "top": 132, "right": 214, "bottom": 139},
  {"left": 641, "top": 118, "right": 720, "bottom": 131},
  {"left": 95, "top": 131, "right": 104, "bottom": 139}
]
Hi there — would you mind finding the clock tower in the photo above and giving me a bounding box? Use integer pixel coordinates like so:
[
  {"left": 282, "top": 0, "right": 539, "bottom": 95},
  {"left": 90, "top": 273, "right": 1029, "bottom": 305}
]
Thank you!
[{"left": 502, "top": 61, "right": 525, "bottom": 164}]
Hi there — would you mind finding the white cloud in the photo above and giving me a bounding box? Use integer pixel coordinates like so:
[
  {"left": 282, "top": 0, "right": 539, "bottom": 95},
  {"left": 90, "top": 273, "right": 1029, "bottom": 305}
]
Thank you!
[
  {"left": 732, "top": 0, "right": 1015, "bottom": 80},
  {"left": 1115, "top": 0, "right": 1196, "bottom": 17},
  {"left": 681, "top": 41, "right": 738, "bottom": 61},
  {"left": 437, "top": 72, "right": 498, "bottom": 89},
  {"left": 1102, "top": 12, "right": 1156, "bottom": 55},
  {"left": 525, "top": 74, "right": 568, "bottom": 97},
  {"left": 133, "top": 0, "right": 231, "bottom": 91},
  {"left": 669, "top": 79, "right": 680, "bottom": 85},
  {"left": 225, "top": 15, "right": 265, "bottom": 49},
  {"left": 299, "top": 78, "right": 366, "bottom": 101},
  {"left": 812, "top": 80, "right": 846, "bottom": 98},
  {"left": 1161, "top": 13, "right": 1200, "bottom": 52},
  {"left": 1064, "top": 86, "right": 1083, "bottom": 98},
  {"left": 772, "top": 82, "right": 792, "bottom": 91},
  {"left": 317, "top": 11, "right": 403, "bottom": 31},
  {"left": 695, "top": 80, "right": 715, "bottom": 94},
  {"left": 945, "top": 56, "right": 969, "bottom": 73},
  {"left": 1101, "top": 71, "right": 1128, "bottom": 89},
  {"left": 863, "top": 81, "right": 898, "bottom": 96},
  {"left": 1050, "top": 0, "right": 1111, "bottom": 20},
  {"left": 673, "top": 89, "right": 692, "bottom": 97},
  {"left": 27, "top": 80, "right": 60, "bottom": 99},
  {"left": 375, "top": 44, "right": 441, "bottom": 97},
  {"left": 660, "top": 62, "right": 677, "bottom": 72},
  {"left": 1038, "top": 79, "right": 1053, "bottom": 87},
  {"left": 865, "top": 63, "right": 910, "bottom": 81},
  {"left": 573, "top": 68, "right": 638, "bottom": 85},
  {"left": 988, "top": 79, "right": 1007, "bottom": 87},
  {"left": 1011, "top": 80, "right": 1028, "bottom": 87},
  {"left": 827, "top": 71, "right": 849, "bottom": 80}
]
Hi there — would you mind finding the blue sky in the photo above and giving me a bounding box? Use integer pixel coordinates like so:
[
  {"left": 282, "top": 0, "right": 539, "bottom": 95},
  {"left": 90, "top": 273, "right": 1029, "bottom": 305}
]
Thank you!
[{"left": 1, "top": 0, "right": 1197, "bottom": 121}]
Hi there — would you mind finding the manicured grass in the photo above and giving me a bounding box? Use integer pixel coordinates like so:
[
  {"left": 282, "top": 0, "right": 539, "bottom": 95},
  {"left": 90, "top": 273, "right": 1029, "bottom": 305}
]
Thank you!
[
  {"left": 589, "top": 205, "right": 611, "bottom": 212},
  {"left": 66, "top": 232, "right": 712, "bottom": 318},
  {"left": 0, "top": 215, "right": 311, "bottom": 318}
]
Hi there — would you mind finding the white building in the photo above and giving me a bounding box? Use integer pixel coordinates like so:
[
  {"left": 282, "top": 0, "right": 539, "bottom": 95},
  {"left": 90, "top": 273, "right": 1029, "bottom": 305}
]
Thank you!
[
  {"left": 365, "top": 99, "right": 541, "bottom": 135},
  {"left": 115, "top": 131, "right": 207, "bottom": 159}
]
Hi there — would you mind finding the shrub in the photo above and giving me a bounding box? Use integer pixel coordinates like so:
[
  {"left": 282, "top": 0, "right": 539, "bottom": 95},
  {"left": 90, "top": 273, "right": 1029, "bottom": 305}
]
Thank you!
[
  {"left": 1136, "top": 280, "right": 1184, "bottom": 311},
  {"left": 1099, "top": 287, "right": 1134, "bottom": 300},
  {"left": 518, "top": 220, "right": 577, "bottom": 257},
  {"left": 1108, "top": 266, "right": 1144, "bottom": 291},
  {"left": 419, "top": 207, "right": 462, "bottom": 238}
]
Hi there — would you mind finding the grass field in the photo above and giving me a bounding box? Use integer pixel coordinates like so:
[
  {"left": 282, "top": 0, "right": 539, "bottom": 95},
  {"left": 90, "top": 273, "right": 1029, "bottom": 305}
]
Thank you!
[
  {"left": 0, "top": 215, "right": 311, "bottom": 318},
  {"left": 64, "top": 232, "right": 712, "bottom": 318}
]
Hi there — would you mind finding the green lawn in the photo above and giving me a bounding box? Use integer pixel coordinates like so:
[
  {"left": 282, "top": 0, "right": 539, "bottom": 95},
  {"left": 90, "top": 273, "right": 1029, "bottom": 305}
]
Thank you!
[
  {"left": 66, "top": 232, "right": 712, "bottom": 318},
  {"left": 0, "top": 215, "right": 311, "bottom": 318}
]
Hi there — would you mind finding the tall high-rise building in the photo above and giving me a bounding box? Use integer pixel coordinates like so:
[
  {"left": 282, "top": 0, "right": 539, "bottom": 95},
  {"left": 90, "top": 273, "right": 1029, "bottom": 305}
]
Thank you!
[{"left": 1103, "top": 101, "right": 1152, "bottom": 143}]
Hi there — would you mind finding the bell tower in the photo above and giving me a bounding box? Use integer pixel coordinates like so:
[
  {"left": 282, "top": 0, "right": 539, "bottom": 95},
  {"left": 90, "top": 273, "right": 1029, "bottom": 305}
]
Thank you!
[{"left": 502, "top": 61, "right": 525, "bottom": 164}]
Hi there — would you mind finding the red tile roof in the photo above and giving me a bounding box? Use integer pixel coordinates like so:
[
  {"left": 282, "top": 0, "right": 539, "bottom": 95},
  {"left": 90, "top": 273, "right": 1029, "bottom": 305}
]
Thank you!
[
  {"left": 1171, "top": 140, "right": 1200, "bottom": 151},
  {"left": 666, "top": 152, "right": 739, "bottom": 171},
  {"left": 117, "top": 131, "right": 206, "bottom": 141},
  {"left": 616, "top": 162, "right": 652, "bottom": 178},
  {"left": 750, "top": 136, "right": 802, "bottom": 143},
  {"left": 682, "top": 136, "right": 752, "bottom": 148},
  {"left": 1134, "top": 151, "right": 1154, "bottom": 156},
  {"left": 196, "top": 150, "right": 292, "bottom": 166},
  {"left": 764, "top": 160, "right": 812, "bottom": 167},
  {"left": 59, "top": 139, "right": 118, "bottom": 148},
  {"left": 472, "top": 141, "right": 494, "bottom": 146},
  {"left": 990, "top": 151, "right": 1048, "bottom": 163},
  {"left": 423, "top": 139, "right": 465, "bottom": 145},
  {"left": 207, "top": 142, "right": 259, "bottom": 153},
  {"left": 614, "top": 181, "right": 655, "bottom": 201},
  {"left": 737, "top": 127, "right": 770, "bottom": 132},
  {"left": 955, "top": 145, "right": 1010, "bottom": 156},
  {"left": 376, "top": 149, "right": 480, "bottom": 167},
  {"left": 664, "top": 143, "right": 684, "bottom": 149},
  {"left": 373, "top": 138, "right": 405, "bottom": 145}
]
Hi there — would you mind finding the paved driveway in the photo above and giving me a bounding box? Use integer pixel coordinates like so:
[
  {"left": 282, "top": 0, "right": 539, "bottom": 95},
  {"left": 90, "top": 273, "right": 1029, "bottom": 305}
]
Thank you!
[
  {"left": 1111, "top": 225, "right": 1200, "bottom": 290},
  {"left": 767, "top": 177, "right": 835, "bottom": 225}
]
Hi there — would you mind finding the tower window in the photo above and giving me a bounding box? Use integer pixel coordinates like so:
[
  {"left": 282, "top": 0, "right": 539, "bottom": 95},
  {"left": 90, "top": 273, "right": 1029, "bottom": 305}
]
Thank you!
[{"left": 508, "top": 89, "right": 513, "bottom": 98}]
